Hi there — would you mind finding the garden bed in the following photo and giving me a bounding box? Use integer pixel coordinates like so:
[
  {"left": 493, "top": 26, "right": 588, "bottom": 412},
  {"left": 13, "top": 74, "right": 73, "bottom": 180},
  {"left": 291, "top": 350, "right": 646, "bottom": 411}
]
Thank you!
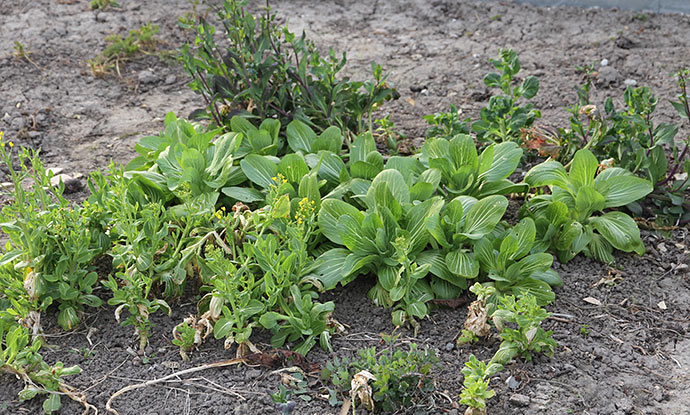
[{"left": 1, "top": 1, "right": 689, "bottom": 415}]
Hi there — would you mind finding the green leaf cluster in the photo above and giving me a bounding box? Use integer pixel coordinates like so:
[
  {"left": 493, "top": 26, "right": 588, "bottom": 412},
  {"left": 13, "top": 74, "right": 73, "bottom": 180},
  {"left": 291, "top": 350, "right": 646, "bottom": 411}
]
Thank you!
[
  {"left": 491, "top": 294, "right": 557, "bottom": 363},
  {"left": 459, "top": 354, "right": 502, "bottom": 414},
  {"left": 321, "top": 335, "right": 440, "bottom": 413},
  {"left": 180, "top": 0, "right": 397, "bottom": 134},
  {"left": 472, "top": 49, "right": 541, "bottom": 144},
  {"left": 522, "top": 149, "right": 652, "bottom": 264},
  {"left": 420, "top": 133, "right": 527, "bottom": 197}
]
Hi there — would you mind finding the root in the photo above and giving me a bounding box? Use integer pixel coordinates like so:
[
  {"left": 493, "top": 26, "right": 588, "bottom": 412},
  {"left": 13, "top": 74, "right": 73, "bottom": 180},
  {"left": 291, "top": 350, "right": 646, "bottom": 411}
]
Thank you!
[{"left": 105, "top": 357, "right": 247, "bottom": 415}]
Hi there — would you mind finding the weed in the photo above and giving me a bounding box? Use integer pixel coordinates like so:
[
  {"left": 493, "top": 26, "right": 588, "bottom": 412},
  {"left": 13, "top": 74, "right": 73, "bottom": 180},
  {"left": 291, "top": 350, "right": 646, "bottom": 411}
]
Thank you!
[
  {"left": 374, "top": 114, "right": 405, "bottom": 154},
  {"left": 579, "top": 325, "right": 590, "bottom": 336},
  {"left": 633, "top": 13, "right": 649, "bottom": 22},
  {"left": 89, "top": 23, "right": 160, "bottom": 77},
  {"left": 12, "top": 41, "right": 40, "bottom": 71},
  {"left": 321, "top": 334, "right": 439, "bottom": 413},
  {"left": 180, "top": 0, "right": 397, "bottom": 134},
  {"left": 90, "top": 0, "right": 120, "bottom": 10},
  {"left": 424, "top": 104, "right": 471, "bottom": 139},
  {"left": 459, "top": 355, "right": 501, "bottom": 415},
  {"left": 473, "top": 49, "right": 541, "bottom": 144},
  {"left": 491, "top": 294, "right": 557, "bottom": 363}
]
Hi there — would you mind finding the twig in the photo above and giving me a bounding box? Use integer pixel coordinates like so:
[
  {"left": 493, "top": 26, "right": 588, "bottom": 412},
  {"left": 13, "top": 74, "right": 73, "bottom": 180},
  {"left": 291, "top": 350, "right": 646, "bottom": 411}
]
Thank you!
[{"left": 106, "top": 357, "right": 247, "bottom": 415}]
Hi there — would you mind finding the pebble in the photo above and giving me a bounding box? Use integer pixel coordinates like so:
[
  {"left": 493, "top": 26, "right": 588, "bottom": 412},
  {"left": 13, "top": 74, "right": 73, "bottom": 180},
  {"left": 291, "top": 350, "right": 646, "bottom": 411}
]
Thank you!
[
  {"left": 164, "top": 75, "right": 177, "bottom": 85},
  {"left": 234, "top": 403, "right": 250, "bottom": 415},
  {"left": 624, "top": 54, "right": 644, "bottom": 74},
  {"left": 245, "top": 368, "right": 262, "bottom": 380},
  {"left": 616, "top": 397, "right": 633, "bottom": 412},
  {"left": 601, "top": 58, "right": 609, "bottom": 66},
  {"left": 597, "top": 66, "right": 620, "bottom": 85},
  {"left": 509, "top": 393, "right": 531, "bottom": 407},
  {"left": 624, "top": 79, "right": 637, "bottom": 86},
  {"left": 652, "top": 385, "right": 664, "bottom": 402},
  {"left": 50, "top": 174, "right": 82, "bottom": 194},
  {"left": 138, "top": 70, "right": 158, "bottom": 84},
  {"left": 10, "top": 117, "right": 25, "bottom": 130},
  {"left": 506, "top": 375, "right": 521, "bottom": 390},
  {"left": 444, "top": 342, "right": 454, "bottom": 352}
]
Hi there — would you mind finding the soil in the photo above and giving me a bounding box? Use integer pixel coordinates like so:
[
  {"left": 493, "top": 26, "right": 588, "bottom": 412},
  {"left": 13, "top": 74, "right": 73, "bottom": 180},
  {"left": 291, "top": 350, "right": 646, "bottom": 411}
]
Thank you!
[{"left": 1, "top": 1, "right": 690, "bottom": 415}]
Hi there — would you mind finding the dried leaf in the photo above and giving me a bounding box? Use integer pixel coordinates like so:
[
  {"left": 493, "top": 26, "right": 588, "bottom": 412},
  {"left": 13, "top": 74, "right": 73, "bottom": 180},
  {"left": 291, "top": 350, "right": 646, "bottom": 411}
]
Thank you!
[
  {"left": 406, "top": 97, "right": 416, "bottom": 106},
  {"left": 583, "top": 297, "right": 602, "bottom": 306},
  {"left": 351, "top": 370, "right": 376, "bottom": 411},
  {"left": 464, "top": 300, "right": 491, "bottom": 338}
]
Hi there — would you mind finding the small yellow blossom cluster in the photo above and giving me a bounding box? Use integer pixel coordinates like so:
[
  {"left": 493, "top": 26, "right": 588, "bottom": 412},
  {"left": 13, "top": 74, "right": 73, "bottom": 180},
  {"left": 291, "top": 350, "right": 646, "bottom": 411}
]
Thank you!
[
  {"left": 214, "top": 205, "right": 227, "bottom": 220},
  {"left": 0, "top": 131, "right": 14, "bottom": 149},
  {"left": 271, "top": 173, "right": 288, "bottom": 186},
  {"left": 294, "top": 197, "right": 316, "bottom": 225}
]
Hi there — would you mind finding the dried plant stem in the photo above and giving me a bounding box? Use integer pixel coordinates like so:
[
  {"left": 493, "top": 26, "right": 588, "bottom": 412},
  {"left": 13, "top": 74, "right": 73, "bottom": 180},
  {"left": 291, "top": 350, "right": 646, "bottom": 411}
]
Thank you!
[
  {"left": 105, "top": 357, "right": 247, "bottom": 415},
  {"left": 0, "top": 365, "right": 97, "bottom": 415}
]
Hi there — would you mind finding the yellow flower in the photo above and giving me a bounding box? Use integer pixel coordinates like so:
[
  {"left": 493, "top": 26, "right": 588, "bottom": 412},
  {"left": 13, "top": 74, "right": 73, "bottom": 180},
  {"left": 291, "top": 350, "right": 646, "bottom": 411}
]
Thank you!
[{"left": 8, "top": 142, "right": 13, "bottom": 148}]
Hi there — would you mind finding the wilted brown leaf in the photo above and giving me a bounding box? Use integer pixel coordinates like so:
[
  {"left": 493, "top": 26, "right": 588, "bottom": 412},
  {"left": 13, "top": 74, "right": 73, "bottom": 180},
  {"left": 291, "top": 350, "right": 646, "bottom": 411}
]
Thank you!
[{"left": 351, "top": 370, "right": 376, "bottom": 411}]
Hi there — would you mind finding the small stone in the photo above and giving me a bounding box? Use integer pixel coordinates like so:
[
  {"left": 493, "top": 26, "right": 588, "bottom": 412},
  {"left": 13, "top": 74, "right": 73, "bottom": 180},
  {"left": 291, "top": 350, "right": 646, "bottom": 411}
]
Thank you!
[
  {"left": 624, "top": 79, "right": 637, "bottom": 86},
  {"left": 10, "top": 117, "right": 25, "bottom": 130},
  {"left": 164, "top": 75, "right": 177, "bottom": 85},
  {"left": 624, "top": 54, "right": 644, "bottom": 74},
  {"left": 448, "top": 410, "right": 458, "bottom": 415},
  {"left": 132, "top": 356, "right": 141, "bottom": 366},
  {"left": 50, "top": 174, "right": 82, "bottom": 194},
  {"left": 601, "top": 58, "right": 609, "bottom": 66},
  {"left": 445, "top": 342, "right": 455, "bottom": 352},
  {"left": 509, "top": 393, "right": 531, "bottom": 407},
  {"left": 652, "top": 385, "right": 664, "bottom": 402},
  {"left": 597, "top": 66, "right": 620, "bottom": 85},
  {"left": 275, "top": 401, "right": 295, "bottom": 415},
  {"left": 157, "top": 347, "right": 166, "bottom": 354},
  {"left": 676, "top": 263, "right": 688, "bottom": 273},
  {"left": 616, "top": 397, "right": 633, "bottom": 412},
  {"left": 95, "top": 12, "right": 108, "bottom": 23},
  {"left": 245, "top": 368, "right": 262, "bottom": 380},
  {"left": 506, "top": 375, "right": 521, "bottom": 390},
  {"left": 138, "top": 70, "right": 158, "bottom": 84},
  {"left": 234, "top": 403, "right": 250, "bottom": 415},
  {"left": 616, "top": 36, "right": 636, "bottom": 49}
]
